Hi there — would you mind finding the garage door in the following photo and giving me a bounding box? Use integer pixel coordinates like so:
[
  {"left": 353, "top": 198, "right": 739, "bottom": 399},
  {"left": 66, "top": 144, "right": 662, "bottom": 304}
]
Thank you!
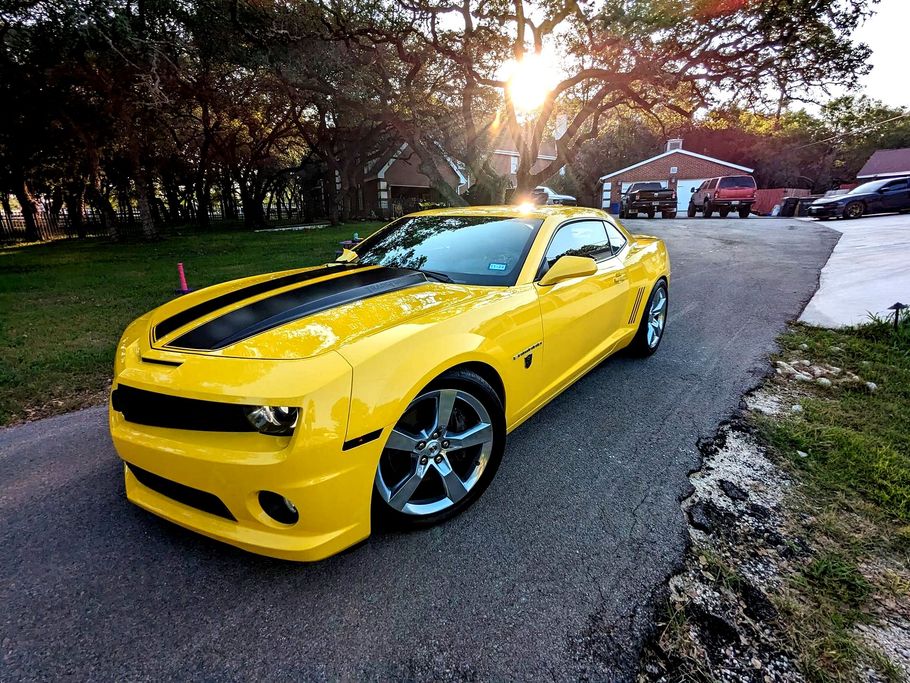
[{"left": 676, "top": 179, "right": 707, "bottom": 213}]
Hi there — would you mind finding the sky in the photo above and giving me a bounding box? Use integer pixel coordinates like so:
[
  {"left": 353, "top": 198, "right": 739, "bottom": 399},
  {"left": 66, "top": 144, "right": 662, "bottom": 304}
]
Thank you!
[{"left": 852, "top": 0, "right": 909, "bottom": 108}]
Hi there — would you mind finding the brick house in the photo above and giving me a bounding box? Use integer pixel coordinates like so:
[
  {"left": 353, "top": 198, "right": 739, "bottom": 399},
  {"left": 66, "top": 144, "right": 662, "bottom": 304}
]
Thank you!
[{"left": 597, "top": 140, "right": 754, "bottom": 214}]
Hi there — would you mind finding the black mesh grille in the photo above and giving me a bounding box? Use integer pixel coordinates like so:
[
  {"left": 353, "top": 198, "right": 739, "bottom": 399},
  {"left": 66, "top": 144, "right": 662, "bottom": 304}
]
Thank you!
[
  {"left": 127, "top": 463, "right": 236, "bottom": 521},
  {"left": 111, "top": 384, "right": 255, "bottom": 432}
]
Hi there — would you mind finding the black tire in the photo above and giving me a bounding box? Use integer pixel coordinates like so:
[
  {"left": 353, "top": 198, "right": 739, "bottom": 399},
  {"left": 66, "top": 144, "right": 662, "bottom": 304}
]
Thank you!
[
  {"left": 372, "top": 368, "right": 506, "bottom": 529},
  {"left": 662, "top": 211, "right": 677, "bottom": 219},
  {"left": 687, "top": 202, "right": 697, "bottom": 218},
  {"left": 628, "top": 280, "right": 668, "bottom": 357},
  {"left": 719, "top": 209, "right": 730, "bottom": 218},
  {"left": 843, "top": 201, "right": 864, "bottom": 219},
  {"left": 618, "top": 207, "right": 626, "bottom": 219},
  {"left": 646, "top": 208, "right": 656, "bottom": 218},
  {"left": 703, "top": 201, "right": 713, "bottom": 218},
  {"left": 738, "top": 207, "right": 750, "bottom": 218}
]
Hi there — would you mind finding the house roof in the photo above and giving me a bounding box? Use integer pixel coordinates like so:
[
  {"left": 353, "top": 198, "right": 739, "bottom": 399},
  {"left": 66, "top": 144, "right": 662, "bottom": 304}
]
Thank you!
[
  {"left": 598, "top": 148, "right": 753, "bottom": 181},
  {"left": 856, "top": 148, "right": 910, "bottom": 179}
]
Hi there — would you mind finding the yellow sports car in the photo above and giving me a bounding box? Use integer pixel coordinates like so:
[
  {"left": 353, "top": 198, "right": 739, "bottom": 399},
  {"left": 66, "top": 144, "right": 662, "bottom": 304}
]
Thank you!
[{"left": 110, "top": 206, "right": 670, "bottom": 561}]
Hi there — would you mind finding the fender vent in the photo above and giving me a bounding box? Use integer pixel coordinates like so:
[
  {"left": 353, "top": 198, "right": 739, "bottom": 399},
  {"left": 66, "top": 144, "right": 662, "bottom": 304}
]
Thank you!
[{"left": 629, "top": 287, "right": 645, "bottom": 324}]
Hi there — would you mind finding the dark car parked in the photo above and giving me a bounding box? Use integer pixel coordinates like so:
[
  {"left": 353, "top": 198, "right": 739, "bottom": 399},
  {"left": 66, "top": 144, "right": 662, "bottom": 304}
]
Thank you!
[
  {"left": 808, "top": 177, "right": 910, "bottom": 219},
  {"left": 687, "top": 175, "right": 756, "bottom": 218},
  {"left": 619, "top": 182, "right": 677, "bottom": 219}
]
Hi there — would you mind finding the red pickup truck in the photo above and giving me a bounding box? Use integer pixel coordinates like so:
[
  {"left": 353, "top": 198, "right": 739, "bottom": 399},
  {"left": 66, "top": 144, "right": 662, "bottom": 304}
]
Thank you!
[{"left": 687, "top": 175, "right": 756, "bottom": 218}]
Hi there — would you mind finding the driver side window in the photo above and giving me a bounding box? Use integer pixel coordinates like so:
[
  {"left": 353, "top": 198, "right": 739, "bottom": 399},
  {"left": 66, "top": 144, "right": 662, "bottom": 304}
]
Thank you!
[{"left": 545, "top": 220, "right": 611, "bottom": 265}]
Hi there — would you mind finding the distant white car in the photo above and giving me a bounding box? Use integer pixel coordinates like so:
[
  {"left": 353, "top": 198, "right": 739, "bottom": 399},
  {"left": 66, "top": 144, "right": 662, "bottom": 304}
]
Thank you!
[{"left": 530, "top": 186, "right": 577, "bottom": 206}]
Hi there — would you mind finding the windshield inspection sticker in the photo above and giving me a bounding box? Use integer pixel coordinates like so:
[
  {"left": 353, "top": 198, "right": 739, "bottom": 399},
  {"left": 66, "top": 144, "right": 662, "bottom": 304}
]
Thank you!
[{"left": 488, "top": 262, "right": 507, "bottom": 271}]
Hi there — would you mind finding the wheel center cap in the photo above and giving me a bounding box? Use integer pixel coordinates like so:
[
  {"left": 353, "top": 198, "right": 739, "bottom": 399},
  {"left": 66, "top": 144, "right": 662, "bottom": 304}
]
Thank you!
[{"left": 425, "top": 440, "right": 441, "bottom": 457}]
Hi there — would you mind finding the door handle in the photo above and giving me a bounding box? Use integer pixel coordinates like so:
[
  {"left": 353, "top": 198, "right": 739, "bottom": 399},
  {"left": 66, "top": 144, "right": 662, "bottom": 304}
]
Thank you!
[{"left": 613, "top": 273, "right": 628, "bottom": 283}]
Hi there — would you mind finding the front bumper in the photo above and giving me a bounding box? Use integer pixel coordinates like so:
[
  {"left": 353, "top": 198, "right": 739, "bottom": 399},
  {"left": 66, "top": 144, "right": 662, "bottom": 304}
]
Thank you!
[
  {"left": 807, "top": 203, "right": 841, "bottom": 217},
  {"left": 109, "top": 348, "right": 383, "bottom": 562}
]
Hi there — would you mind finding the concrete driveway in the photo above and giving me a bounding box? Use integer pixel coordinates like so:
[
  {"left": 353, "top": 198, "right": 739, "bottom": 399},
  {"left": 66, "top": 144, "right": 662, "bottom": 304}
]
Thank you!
[
  {"left": 0, "top": 218, "right": 837, "bottom": 682},
  {"left": 800, "top": 212, "right": 910, "bottom": 327}
]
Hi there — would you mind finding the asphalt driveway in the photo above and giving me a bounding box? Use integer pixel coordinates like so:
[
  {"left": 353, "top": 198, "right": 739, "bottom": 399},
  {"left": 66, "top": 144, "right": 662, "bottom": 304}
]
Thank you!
[{"left": 0, "top": 218, "right": 838, "bottom": 682}]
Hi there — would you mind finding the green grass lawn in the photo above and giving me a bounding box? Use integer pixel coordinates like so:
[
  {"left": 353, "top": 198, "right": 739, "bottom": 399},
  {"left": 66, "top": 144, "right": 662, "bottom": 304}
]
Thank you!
[
  {"left": 756, "top": 320, "right": 910, "bottom": 682},
  {"left": 0, "top": 222, "right": 382, "bottom": 425}
]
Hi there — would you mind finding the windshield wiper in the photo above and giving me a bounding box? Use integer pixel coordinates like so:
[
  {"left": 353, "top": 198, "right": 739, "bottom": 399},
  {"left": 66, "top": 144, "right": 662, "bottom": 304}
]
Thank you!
[
  {"left": 396, "top": 267, "right": 454, "bottom": 283},
  {"left": 417, "top": 268, "right": 454, "bottom": 283}
]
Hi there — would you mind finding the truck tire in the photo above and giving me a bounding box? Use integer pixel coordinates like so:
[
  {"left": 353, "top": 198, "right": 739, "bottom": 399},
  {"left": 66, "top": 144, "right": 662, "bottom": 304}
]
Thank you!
[
  {"left": 687, "top": 203, "right": 696, "bottom": 218},
  {"left": 703, "top": 201, "right": 713, "bottom": 218},
  {"left": 646, "top": 208, "right": 655, "bottom": 218},
  {"left": 662, "top": 211, "right": 677, "bottom": 219},
  {"left": 719, "top": 209, "right": 730, "bottom": 218},
  {"left": 738, "top": 206, "right": 750, "bottom": 218}
]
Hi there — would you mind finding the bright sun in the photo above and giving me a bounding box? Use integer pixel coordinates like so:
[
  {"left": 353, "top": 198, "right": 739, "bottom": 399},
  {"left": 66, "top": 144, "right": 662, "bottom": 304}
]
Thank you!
[{"left": 504, "top": 49, "right": 561, "bottom": 114}]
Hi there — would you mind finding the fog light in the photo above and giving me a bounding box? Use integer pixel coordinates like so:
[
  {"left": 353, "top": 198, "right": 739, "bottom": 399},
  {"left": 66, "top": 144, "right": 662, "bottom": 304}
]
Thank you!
[
  {"left": 259, "top": 491, "right": 299, "bottom": 525},
  {"left": 243, "top": 405, "right": 298, "bottom": 435}
]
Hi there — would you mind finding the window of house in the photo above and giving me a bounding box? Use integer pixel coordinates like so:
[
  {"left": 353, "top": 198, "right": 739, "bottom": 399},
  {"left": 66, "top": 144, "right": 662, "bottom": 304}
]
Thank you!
[
  {"left": 670, "top": 166, "right": 678, "bottom": 174},
  {"left": 510, "top": 156, "right": 519, "bottom": 174}
]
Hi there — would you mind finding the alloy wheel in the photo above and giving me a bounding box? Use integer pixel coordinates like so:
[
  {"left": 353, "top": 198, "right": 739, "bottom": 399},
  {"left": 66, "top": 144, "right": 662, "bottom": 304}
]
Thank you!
[
  {"left": 375, "top": 388, "right": 494, "bottom": 516},
  {"left": 647, "top": 286, "right": 667, "bottom": 348}
]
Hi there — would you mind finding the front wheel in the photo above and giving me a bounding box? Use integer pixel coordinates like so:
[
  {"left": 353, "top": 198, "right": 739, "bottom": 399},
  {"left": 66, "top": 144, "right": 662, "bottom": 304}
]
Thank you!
[
  {"left": 703, "top": 201, "right": 713, "bottom": 218},
  {"left": 373, "top": 369, "right": 505, "bottom": 528},
  {"left": 628, "top": 280, "right": 668, "bottom": 357},
  {"left": 687, "top": 203, "right": 697, "bottom": 218},
  {"left": 843, "top": 201, "right": 864, "bottom": 219}
]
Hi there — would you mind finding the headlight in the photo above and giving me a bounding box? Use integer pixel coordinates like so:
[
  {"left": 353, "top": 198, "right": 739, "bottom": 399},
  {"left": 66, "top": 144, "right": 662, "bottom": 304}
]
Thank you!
[{"left": 243, "top": 405, "right": 299, "bottom": 435}]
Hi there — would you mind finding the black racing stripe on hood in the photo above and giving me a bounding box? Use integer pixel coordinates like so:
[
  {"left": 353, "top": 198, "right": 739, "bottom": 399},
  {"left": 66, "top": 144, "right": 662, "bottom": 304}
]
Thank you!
[
  {"left": 166, "top": 267, "right": 428, "bottom": 351},
  {"left": 153, "top": 263, "right": 350, "bottom": 341}
]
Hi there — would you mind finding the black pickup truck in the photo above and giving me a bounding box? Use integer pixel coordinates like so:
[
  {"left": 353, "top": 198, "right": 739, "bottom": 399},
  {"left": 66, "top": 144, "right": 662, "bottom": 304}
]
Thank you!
[{"left": 619, "top": 182, "right": 677, "bottom": 219}]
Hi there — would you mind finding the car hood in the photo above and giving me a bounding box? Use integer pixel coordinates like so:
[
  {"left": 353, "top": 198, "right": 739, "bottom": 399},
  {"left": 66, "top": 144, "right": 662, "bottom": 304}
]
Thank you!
[
  {"left": 146, "top": 264, "right": 481, "bottom": 360},
  {"left": 813, "top": 192, "right": 869, "bottom": 205}
]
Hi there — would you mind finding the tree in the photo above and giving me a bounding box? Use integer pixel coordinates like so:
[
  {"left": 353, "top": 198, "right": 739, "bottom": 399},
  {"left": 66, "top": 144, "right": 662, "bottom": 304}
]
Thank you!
[{"left": 311, "top": 0, "right": 875, "bottom": 196}]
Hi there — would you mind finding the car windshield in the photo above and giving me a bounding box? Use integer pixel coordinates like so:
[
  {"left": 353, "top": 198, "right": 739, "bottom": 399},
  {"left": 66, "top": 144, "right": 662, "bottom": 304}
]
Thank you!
[
  {"left": 849, "top": 180, "right": 889, "bottom": 194},
  {"left": 351, "top": 215, "right": 544, "bottom": 286},
  {"left": 718, "top": 176, "right": 756, "bottom": 189}
]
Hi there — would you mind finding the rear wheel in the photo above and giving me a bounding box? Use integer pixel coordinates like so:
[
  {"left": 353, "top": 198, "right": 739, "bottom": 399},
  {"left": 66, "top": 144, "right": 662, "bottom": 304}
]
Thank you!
[
  {"left": 703, "top": 201, "right": 713, "bottom": 218},
  {"left": 628, "top": 280, "right": 668, "bottom": 357},
  {"left": 843, "top": 201, "right": 864, "bottom": 219},
  {"left": 646, "top": 208, "right": 656, "bottom": 218},
  {"left": 662, "top": 211, "right": 677, "bottom": 219},
  {"left": 719, "top": 209, "right": 730, "bottom": 218},
  {"left": 738, "top": 207, "right": 750, "bottom": 218},
  {"left": 687, "top": 202, "right": 697, "bottom": 218},
  {"left": 373, "top": 369, "right": 505, "bottom": 528}
]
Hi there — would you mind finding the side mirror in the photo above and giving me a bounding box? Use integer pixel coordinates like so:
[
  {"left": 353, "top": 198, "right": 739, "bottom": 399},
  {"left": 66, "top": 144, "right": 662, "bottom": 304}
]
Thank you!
[
  {"left": 336, "top": 247, "right": 359, "bottom": 263},
  {"left": 538, "top": 255, "right": 598, "bottom": 287},
  {"left": 690, "top": 187, "right": 696, "bottom": 193}
]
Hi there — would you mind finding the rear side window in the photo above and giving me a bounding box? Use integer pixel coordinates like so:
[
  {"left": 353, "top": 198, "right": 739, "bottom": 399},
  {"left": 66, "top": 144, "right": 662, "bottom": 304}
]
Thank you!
[
  {"left": 718, "top": 176, "right": 756, "bottom": 189},
  {"left": 707, "top": 179, "right": 718, "bottom": 190},
  {"left": 545, "top": 220, "right": 611, "bottom": 264},
  {"left": 604, "top": 222, "right": 627, "bottom": 255}
]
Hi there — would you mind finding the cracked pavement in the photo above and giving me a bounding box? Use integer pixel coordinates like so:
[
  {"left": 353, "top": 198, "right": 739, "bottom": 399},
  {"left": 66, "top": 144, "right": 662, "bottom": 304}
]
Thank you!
[{"left": 0, "top": 218, "right": 838, "bottom": 681}]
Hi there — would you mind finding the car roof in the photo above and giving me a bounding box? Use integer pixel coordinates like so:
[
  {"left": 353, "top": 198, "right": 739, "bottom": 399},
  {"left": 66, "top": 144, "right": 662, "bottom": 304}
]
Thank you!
[{"left": 407, "top": 205, "right": 607, "bottom": 221}]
